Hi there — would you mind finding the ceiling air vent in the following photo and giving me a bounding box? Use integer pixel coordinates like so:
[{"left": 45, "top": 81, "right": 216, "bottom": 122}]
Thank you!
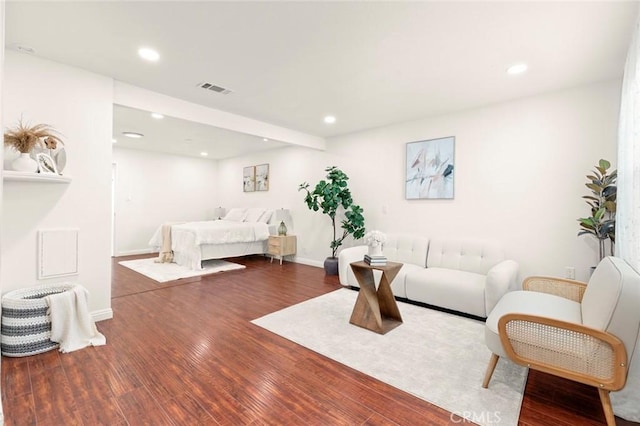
[{"left": 197, "top": 81, "right": 232, "bottom": 95}]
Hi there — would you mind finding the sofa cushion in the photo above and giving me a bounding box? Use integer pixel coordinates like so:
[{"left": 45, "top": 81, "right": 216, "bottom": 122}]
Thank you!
[
  {"left": 405, "top": 267, "right": 487, "bottom": 317},
  {"left": 384, "top": 234, "right": 429, "bottom": 267},
  {"left": 389, "top": 263, "right": 423, "bottom": 298},
  {"left": 485, "top": 290, "right": 582, "bottom": 357},
  {"left": 427, "top": 238, "right": 504, "bottom": 275}
]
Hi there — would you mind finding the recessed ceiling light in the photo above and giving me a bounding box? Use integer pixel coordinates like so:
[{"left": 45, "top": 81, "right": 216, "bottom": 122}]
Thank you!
[
  {"left": 263, "top": 138, "right": 269, "bottom": 142},
  {"left": 507, "top": 63, "right": 528, "bottom": 75},
  {"left": 138, "top": 47, "right": 160, "bottom": 62},
  {"left": 122, "top": 132, "right": 144, "bottom": 138},
  {"left": 324, "top": 115, "right": 336, "bottom": 124},
  {"left": 200, "top": 152, "right": 208, "bottom": 157},
  {"left": 151, "top": 113, "right": 164, "bottom": 119},
  {"left": 111, "top": 138, "right": 117, "bottom": 144}
]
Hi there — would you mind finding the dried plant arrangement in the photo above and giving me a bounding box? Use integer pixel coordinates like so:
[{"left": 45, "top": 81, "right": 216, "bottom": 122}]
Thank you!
[{"left": 4, "top": 119, "right": 64, "bottom": 154}]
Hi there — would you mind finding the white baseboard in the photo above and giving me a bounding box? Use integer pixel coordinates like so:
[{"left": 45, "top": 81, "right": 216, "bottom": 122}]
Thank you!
[
  {"left": 116, "top": 248, "right": 155, "bottom": 256},
  {"left": 292, "top": 257, "right": 324, "bottom": 268},
  {"left": 92, "top": 308, "right": 113, "bottom": 322}
]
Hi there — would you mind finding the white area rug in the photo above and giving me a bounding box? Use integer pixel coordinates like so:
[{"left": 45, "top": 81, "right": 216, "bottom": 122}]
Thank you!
[
  {"left": 252, "top": 289, "right": 527, "bottom": 426},
  {"left": 118, "top": 258, "right": 245, "bottom": 283}
]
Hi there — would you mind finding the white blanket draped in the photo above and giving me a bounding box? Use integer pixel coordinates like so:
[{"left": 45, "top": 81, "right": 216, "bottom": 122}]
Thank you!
[{"left": 45, "top": 285, "right": 106, "bottom": 353}]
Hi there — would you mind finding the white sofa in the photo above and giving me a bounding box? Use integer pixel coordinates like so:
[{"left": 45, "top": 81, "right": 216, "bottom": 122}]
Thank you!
[{"left": 338, "top": 234, "right": 519, "bottom": 318}]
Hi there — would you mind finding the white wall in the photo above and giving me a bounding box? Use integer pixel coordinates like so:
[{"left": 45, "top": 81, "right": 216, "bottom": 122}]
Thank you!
[
  {"left": 217, "top": 146, "right": 342, "bottom": 266},
  {"left": 112, "top": 147, "right": 219, "bottom": 255},
  {"left": 2, "top": 51, "right": 113, "bottom": 318},
  {"left": 330, "top": 80, "right": 620, "bottom": 282},
  {"left": 218, "top": 79, "right": 620, "bottom": 281}
]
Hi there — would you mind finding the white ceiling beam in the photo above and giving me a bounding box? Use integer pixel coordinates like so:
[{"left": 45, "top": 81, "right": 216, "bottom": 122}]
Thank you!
[{"left": 113, "top": 81, "right": 326, "bottom": 151}]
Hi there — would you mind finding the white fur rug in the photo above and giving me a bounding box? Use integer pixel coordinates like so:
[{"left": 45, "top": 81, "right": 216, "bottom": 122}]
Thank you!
[
  {"left": 252, "top": 289, "right": 527, "bottom": 426},
  {"left": 118, "top": 258, "right": 245, "bottom": 283}
]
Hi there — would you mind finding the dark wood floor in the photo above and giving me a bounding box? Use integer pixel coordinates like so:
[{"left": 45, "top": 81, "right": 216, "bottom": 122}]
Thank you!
[{"left": 1, "top": 254, "right": 636, "bottom": 425}]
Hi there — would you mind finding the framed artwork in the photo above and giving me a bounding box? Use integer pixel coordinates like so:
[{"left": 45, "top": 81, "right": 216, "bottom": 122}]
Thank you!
[
  {"left": 255, "top": 163, "right": 269, "bottom": 191},
  {"left": 405, "top": 136, "right": 455, "bottom": 199},
  {"left": 36, "top": 153, "right": 58, "bottom": 174},
  {"left": 243, "top": 166, "right": 255, "bottom": 192}
]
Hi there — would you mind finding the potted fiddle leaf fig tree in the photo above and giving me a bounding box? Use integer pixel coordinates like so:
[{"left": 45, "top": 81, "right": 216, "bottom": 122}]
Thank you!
[
  {"left": 299, "top": 166, "right": 366, "bottom": 275},
  {"left": 578, "top": 159, "right": 617, "bottom": 262}
]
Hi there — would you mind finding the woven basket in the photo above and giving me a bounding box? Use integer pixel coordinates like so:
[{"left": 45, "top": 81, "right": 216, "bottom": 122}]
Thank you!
[{"left": 1, "top": 283, "right": 77, "bottom": 357}]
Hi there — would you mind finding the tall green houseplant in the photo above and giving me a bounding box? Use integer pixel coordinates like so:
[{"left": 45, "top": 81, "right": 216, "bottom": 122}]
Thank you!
[
  {"left": 578, "top": 159, "right": 617, "bottom": 261},
  {"left": 299, "top": 166, "right": 365, "bottom": 274}
]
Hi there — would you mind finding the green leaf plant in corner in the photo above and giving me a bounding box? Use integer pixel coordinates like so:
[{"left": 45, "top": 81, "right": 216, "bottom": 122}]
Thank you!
[
  {"left": 299, "top": 166, "right": 366, "bottom": 274},
  {"left": 578, "top": 159, "right": 617, "bottom": 262}
]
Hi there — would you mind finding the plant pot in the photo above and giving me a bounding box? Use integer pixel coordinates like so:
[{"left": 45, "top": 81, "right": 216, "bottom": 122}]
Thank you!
[
  {"left": 324, "top": 257, "right": 339, "bottom": 275},
  {"left": 11, "top": 153, "right": 38, "bottom": 172}
]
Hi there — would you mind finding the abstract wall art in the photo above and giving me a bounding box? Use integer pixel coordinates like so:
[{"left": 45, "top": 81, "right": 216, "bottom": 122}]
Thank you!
[
  {"left": 255, "top": 163, "right": 269, "bottom": 191},
  {"left": 243, "top": 166, "right": 255, "bottom": 192},
  {"left": 405, "top": 136, "right": 455, "bottom": 199}
]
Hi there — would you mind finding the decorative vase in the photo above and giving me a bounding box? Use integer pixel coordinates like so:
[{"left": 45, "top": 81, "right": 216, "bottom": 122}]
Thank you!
[
  {"left": 11, "top": 153, "right": 38, "bottom": 172},
  {"left": 278, "top": 221, "right": 288, "bottom": 236},
  {"left": 368, "top": 244, "right": 383, "bottom": 257},
  {"left": 324, "top": 257, "right": 339, "bottom": 275}
]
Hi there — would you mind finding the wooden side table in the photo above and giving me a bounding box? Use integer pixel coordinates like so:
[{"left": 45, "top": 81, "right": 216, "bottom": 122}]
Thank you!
[
  {"left": 268, "top": 235, "right": 296, "bottom": 265},
  {"left": 349, "top": 261, "right": 403, "bottom": 334}
]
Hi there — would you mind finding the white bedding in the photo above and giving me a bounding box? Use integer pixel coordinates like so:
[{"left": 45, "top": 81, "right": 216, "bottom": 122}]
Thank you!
[
  {"left": 173, "top": 220, "right": 269, "bottom": 245},
  {"left": 149, "top": 220, "right": 271, "bottom": 270}
]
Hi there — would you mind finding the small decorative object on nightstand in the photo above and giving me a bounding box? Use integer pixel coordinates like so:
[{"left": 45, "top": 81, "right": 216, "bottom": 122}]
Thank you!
[
  {"left": 268, "top": 235, "right": 296, "bottom": 265},
  {"left": 274, "top": 208, "right": 290, "bottom": 236}
]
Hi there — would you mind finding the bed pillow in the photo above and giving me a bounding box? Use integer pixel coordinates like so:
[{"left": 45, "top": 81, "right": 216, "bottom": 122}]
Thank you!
[
  {"left": 244, "top": 207, "right": 266, "bottom": 223},
  {"left": 259, "top": 209, "right": 274, "bottom": 224},
  {"left": 224, "top": 208, "right": 247, "bottom": 222}
]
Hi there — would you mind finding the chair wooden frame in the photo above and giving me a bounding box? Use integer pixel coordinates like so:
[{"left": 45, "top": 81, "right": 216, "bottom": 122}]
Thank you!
[
  {"left": 483, "top": 276, "right": 628, "bottom": 426},
  {"left": 522, "top": 276, "right": 587, "bottom": 302}
]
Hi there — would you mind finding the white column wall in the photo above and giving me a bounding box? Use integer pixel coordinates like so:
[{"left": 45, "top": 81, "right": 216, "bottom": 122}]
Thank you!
[{"left": 1, "top": 51, "right": 113, "bottom": 318}]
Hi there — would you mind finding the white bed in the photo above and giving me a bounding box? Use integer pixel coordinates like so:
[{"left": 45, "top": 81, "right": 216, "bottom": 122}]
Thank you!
[{"left": 149, "top": 208, "right": 277, "bottom": 270}]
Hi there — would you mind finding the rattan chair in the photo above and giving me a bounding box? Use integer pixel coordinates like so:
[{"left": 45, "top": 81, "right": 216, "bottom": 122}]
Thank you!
[{"left": 482, "top": 257, "right": 640, "bottom": 426}]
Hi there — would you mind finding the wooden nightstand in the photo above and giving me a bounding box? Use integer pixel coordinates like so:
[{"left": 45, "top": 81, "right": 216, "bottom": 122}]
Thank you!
[{"left": 268, "top": 235, "right": 296, "bottom": 265}]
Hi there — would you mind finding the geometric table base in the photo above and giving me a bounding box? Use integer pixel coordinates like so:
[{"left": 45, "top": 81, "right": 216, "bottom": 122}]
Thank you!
[{"left": 349, "top": 261, "right": 403, "bottom": 334}]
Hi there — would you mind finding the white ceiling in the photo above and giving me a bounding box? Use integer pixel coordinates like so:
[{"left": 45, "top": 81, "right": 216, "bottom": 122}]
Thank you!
[{"left": 5, "top": 1, "right": 638, "bottom": 157}]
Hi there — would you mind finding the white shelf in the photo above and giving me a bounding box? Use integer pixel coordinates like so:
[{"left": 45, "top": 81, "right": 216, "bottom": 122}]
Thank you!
[{"left": 3, "top": 170, "right": 72, "bottom": 183}]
